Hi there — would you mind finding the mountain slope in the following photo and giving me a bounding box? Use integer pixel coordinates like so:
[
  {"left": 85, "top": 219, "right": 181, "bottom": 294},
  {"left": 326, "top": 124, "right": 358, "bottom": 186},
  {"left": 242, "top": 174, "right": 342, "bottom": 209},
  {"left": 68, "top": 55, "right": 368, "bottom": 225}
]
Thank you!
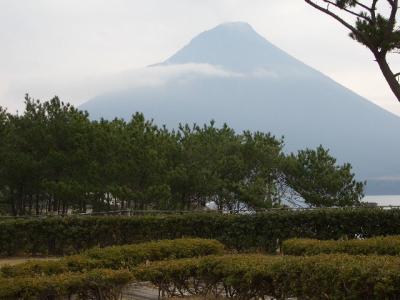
[
  {"left": 161, "top": 22, "right": 307, "bottom": 71},
  {"left": 80, "top": 22, "right": 400, "bottom": 194}
]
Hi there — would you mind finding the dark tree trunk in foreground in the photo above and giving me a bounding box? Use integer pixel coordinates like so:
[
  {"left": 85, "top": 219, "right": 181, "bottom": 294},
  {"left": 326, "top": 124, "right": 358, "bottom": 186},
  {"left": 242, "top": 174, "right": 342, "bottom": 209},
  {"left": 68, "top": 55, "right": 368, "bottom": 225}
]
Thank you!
[{"left": 375, "top": 53, "right": 400, "bottom": 101}]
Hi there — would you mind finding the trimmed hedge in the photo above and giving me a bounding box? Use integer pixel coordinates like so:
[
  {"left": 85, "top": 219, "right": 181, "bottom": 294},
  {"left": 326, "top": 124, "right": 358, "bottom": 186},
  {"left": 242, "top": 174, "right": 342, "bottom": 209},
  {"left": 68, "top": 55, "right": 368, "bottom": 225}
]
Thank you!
[
  {"left": 82, "top": 237, "right": 224, "bottom": 269},
  {"left": 0, "top": 269, "right": 132, "bottom": 300},
  {"left": 135, "top": 254, "right": 400, "bottom": 299},
  {"left": 282, "top": 235, "right": 400, "bottom": 256},
  {"left": 0, "top": 238, "right": 224, "bottom": 278},
  {"left": 2, "top": 209, "right": 400, "bottom": 255}
]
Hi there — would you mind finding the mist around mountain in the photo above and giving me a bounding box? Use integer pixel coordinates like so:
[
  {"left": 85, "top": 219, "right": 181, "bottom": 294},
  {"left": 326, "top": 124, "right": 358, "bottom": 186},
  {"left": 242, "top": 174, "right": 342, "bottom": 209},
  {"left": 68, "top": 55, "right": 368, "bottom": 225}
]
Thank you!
[{"left": 80, "top": 22, "right": 400, "bottom": 195}]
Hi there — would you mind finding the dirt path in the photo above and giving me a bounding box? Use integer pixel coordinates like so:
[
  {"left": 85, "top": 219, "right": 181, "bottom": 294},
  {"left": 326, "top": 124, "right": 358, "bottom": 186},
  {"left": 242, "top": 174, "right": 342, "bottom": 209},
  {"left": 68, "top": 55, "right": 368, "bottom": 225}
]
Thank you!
[{"left": 123, "top": 283, "right": 159, "bottom": 300}]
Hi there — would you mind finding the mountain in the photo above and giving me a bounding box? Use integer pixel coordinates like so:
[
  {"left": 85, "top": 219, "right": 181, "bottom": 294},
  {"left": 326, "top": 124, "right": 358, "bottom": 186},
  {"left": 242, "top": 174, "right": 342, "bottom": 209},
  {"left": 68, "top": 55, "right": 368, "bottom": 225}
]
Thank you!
[
  {"left": 80, "top": 22, "right": 400, "bottom": 194},
  {"left": 160, "top": 22, "right": 308, "bottom": 72}
]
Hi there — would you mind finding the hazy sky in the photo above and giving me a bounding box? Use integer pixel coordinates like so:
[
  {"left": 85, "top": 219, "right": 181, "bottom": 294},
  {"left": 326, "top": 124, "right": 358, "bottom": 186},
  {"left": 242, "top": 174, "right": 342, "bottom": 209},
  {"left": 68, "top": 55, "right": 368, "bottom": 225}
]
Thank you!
[{"left": 1, "top": 0, "right": 400, "bottom": 115}]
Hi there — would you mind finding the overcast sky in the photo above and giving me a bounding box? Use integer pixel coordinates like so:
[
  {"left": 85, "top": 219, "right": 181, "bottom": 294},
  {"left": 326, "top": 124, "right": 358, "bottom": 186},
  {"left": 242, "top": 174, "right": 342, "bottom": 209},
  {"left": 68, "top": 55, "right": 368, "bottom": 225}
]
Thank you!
[{"left": 1, "top": 0, "right": 400, "bottom": 116}]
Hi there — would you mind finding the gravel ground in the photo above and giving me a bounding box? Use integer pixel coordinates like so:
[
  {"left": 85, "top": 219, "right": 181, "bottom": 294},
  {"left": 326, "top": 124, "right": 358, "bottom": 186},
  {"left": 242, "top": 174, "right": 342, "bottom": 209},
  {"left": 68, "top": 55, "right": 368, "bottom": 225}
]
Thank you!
[
  {"left": 122, "top": 283, "right": 160, "bottom": 300},
  {"left": 121, "top": 284, "right": 280, "bottom": 299}
]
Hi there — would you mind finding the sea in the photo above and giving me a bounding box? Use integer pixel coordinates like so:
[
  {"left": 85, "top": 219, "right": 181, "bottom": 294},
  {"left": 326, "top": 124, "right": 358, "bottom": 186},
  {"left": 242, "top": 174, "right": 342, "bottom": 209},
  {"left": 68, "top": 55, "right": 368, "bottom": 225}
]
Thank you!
[{"left": 362, "top": 195, "right": 400, "bottom": 207}]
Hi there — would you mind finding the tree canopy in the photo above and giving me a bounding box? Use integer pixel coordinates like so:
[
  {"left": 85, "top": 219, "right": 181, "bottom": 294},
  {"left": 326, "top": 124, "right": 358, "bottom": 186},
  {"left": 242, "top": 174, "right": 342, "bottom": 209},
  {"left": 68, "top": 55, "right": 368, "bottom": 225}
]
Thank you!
[
  {"left": 283, "top": 146, "right": 365, "bottom": 207},
  {"left": 0, "top": 96, "right": 364, "bottom": 215}
]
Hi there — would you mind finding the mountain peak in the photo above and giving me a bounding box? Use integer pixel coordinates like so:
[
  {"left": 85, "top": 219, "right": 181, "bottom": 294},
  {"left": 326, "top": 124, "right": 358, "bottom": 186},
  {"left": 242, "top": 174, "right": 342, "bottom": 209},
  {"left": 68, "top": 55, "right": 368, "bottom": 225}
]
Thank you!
[
  {"left": 161, "top": 22, "right": 301, "bottom": 72},
  {"left": 213, "top": 21, "right": 255, "bottom": 32}
]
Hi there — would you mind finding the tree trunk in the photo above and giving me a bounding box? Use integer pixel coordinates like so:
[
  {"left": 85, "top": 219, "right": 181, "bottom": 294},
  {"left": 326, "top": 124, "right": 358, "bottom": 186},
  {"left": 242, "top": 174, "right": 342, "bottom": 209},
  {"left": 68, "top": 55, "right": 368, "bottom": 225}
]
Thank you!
[
  {"left": 10, "top": 189, "right": 16, "bottom": 216},
  {"left": 28, "top": 194, "right": 32, "bottom": 215},
  {"left": 35, "top": 194, "right": 39, "bottom": 215},
  {"left": 375, "top": 54, "right": 400, "bottom": 102}
]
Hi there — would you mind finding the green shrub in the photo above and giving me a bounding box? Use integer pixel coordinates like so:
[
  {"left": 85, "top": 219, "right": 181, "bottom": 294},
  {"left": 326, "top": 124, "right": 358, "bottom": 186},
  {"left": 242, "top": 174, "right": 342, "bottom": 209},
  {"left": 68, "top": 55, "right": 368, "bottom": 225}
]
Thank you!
[
  {"left": 82, "top": 238, "right": 224, "bottom": 269},
  {"left": 282, "top": 236, "right": 400, "bottom": 256},
  {"left": 135, "top": 254, "right": 400, "bottom": 299},
  {"left": 0, "top": 268, "right": 132, "bottom": 300},
  {"left": 0, "top": 238, "right": 224, "bottom": 278},
  {"left": 2, "top": 209, "right": 400, "bottom": 255},
  {"left": 0, "top": 255, "right": 97, "bottom": 278}
]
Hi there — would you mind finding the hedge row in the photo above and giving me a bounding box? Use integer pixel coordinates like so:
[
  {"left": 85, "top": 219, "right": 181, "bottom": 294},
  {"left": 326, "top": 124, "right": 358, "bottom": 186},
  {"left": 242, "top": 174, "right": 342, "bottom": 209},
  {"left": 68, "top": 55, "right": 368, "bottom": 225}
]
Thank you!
[
  {"left": 0, "top": 269, "right": 132, "bottom": 300},
  {"left": 2, "top": 209, "right": 400, "bottom": 255},
  {"left": 135, "top": 254, "right": 400, "bottom": 299},
  {"left": 0, "top": 238, "right": 224, "bottom": 278},
  {"left": 282, "top": 235, "right": 400, "bottom": 256}
]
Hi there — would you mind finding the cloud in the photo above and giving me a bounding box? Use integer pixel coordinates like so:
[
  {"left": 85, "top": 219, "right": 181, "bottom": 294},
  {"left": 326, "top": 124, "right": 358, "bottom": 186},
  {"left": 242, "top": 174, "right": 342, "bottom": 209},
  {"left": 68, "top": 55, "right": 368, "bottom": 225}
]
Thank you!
[
  {"left": 1, "top": 63, "right": 244, "bottom": 112},
  {"left": 121, "top": 63, "right": 244, "bottom": 87},
  {"left": 86, "top": 63, "right": 245, "bottom": 98}
]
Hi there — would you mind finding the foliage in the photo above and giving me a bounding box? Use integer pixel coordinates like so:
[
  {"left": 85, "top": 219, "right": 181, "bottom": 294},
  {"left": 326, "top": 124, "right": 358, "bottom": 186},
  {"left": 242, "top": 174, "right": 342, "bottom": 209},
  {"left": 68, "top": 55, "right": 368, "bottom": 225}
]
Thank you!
[
  {"left": 0, "top": 95, "right": 92, "bottom": 215},
  {"left": 176, "top": 124, "right": 284, "bottom": 211},
  {"left": 135, "top": 253, "right": 400, "bottom": 299},
  {"left": 0, "top": 96, "right": 363, "bottom": 215},
  {"left": 0, "top": 97, "right": 282, "bottom": 214},
  {"left": 282, "top": 235, "right": 400, "bottom": 256},
  {"left": 1, "top": 209, "right": 400, "bottom": 255},
  {"left": 0, "top": 238, "right": 224, "bottom": 278},
  {"left": 0, "top": 268, "right": 132, "bottom": 300},
  {"left": 283, "top": 145, "right": 365, "bottom": 207},
  {"left": 0, "top": 238, "right": 223, "bottom": 299},
  {"left": 81, "top": 238, "right": 224, "bottom": 270}
]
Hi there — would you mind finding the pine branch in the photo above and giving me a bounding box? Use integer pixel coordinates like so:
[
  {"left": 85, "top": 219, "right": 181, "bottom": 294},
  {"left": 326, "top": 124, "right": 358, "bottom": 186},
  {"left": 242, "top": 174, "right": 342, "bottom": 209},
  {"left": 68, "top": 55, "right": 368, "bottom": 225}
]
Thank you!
[
  {"left": 371, "top": 0, "right": 378, "bottom": 23},
  {"left": 354, "top": 1, "right": 373, "bottom": 11},
  {"left": 324, "top": 0, "right": 372, "bottom": 21},
  {"left": 304, "top": 0, "right": 372, "bottom": 47}
]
